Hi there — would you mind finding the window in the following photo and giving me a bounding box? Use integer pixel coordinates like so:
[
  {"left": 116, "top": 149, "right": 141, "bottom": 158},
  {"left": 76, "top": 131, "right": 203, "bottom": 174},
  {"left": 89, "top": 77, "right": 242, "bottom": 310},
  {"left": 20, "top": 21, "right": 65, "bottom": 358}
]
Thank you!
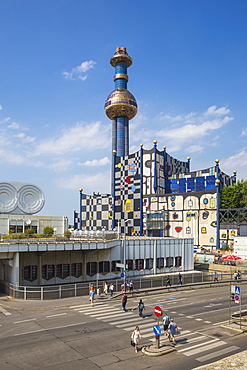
[
  {"left": 23, "top": 265, "right": 37, "bottom": 281},
  {"left": 126, "top": 260, "right": 133, "bottom": 271},
  {"left": 99, "top": 261, "right": 110, "bottom": 274},
  {"left": 166, "top": 257, "right": 174, "bottom": 268},
  {"left": 86, "top": 262, "right": 97, "bottom": 276},
  {"left": 42, "top": 264, "right": 55, "bottom": 280},
  {"left": 71, "top": 263, "right": 82, "bottom": 278},
  {"left": 56, "top": 264, "right": 70, "bottom": 279},
  {"left": 175, "top": 256, "right": 182, "bottom": 267},
  {"left": 134, "top": 259, "right": 144, "bottom": 270},
  {"left": 157, "top": 258, "right": 164, "bottom": 268},
  {"left": 111, "top": 260, "right": 121, "bottom": 272},
  {"left": 145, "top": 258, "right": 153, "bottom": 269}
]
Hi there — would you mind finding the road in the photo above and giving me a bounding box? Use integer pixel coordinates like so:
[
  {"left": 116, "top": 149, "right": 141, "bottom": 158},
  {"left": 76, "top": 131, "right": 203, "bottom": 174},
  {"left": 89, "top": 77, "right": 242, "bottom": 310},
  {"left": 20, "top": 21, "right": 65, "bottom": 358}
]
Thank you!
[{"left": 0, "top": 284, "right": 247, "bottom": 369}]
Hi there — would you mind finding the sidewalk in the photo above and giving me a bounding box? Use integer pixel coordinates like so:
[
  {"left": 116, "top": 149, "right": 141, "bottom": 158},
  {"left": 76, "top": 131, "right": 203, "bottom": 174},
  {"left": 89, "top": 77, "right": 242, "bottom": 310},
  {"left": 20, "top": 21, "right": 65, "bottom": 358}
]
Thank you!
[{"left": 194, "top": 350, "right": 247, "bottom": 369}]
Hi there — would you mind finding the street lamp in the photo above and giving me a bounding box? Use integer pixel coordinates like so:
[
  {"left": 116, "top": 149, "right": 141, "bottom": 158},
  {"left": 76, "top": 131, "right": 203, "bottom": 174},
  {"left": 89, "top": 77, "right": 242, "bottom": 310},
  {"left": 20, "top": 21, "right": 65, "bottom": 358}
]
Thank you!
[
  {"left": 124, "top": 219, "right": 131, "bottom": 292},
  {"left": 79, "top": 188, "right": 83, "bottom": 230}
]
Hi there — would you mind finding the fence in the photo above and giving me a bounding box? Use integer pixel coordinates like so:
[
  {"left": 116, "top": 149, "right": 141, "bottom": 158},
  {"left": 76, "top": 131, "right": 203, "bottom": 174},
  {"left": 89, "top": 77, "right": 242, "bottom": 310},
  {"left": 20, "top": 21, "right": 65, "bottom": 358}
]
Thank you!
[{"left": 1, "top": 271, "right": 245, "bottom": 300}]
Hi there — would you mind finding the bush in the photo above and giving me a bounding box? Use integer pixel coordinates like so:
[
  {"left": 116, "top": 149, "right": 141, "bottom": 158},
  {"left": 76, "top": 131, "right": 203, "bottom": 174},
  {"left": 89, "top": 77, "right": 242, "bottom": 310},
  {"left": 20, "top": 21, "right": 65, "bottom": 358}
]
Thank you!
[
  {"left": 42, "top": 226, "right": 54, "bottom": 237},
  {"left": 64, "top": 230, "right": 71, "bottom": 239}
]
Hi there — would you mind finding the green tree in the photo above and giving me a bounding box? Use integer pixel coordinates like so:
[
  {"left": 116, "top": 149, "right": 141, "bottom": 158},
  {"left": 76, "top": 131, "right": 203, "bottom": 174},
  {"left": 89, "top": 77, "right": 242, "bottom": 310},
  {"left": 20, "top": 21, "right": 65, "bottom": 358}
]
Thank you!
[
  {"left": 220, "top": 179, "right": 247, "bottom": 208},
  {"left": 43, "top": 226, "right": 54, "bottom": 237}
]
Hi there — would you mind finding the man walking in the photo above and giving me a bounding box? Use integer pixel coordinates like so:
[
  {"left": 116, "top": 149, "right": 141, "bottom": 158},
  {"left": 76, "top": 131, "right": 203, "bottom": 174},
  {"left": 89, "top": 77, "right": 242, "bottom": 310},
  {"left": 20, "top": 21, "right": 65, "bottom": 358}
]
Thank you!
[
  {"left": 177, "top": 273, "right": 183, "bottom": 285},
  {"left": 109, "top": 283, "right": 114, "bottom": 297},
  {"left": 162, "top": 313, "right": 170, "bottom": 335},
  {"left": 168, "top": 319, "right": 178, "bottom": 344},
  {"left": 121, "top": 293, "right": 128, "bottom": 311}
]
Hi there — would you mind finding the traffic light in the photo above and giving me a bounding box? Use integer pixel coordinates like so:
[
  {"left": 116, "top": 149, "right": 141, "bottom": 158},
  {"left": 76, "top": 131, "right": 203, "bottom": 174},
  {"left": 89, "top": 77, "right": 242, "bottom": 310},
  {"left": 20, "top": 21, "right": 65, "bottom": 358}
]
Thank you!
[{"left": 230, "top": 293, "right": 235, "bottom": 301}]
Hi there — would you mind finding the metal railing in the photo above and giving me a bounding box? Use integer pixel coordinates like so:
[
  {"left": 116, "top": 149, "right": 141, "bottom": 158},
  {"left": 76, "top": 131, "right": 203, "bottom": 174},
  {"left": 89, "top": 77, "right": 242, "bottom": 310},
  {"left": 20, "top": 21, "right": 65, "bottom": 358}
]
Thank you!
[{"left": 1, "top": 271, "right": 245, "bottom": 301}]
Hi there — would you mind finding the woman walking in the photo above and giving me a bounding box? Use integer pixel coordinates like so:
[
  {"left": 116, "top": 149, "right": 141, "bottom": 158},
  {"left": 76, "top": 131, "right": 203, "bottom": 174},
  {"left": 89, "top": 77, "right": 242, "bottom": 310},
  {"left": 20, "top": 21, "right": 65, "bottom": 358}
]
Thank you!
[
  {"left": 89, "top": 285, "right": 96, "bottom": 307},
  {"left": 131, "top": 326, "right": 142, "bottom": 353},
  {"left": 137, "top": 299, "right": 145, "bottom": 317}
]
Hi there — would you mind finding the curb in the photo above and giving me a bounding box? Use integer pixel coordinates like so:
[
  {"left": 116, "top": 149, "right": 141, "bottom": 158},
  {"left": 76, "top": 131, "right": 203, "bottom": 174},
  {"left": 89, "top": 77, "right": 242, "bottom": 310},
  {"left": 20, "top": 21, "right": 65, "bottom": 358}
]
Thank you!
[{"left": 142, "top": 344, "right": 176, "bottom": 356}]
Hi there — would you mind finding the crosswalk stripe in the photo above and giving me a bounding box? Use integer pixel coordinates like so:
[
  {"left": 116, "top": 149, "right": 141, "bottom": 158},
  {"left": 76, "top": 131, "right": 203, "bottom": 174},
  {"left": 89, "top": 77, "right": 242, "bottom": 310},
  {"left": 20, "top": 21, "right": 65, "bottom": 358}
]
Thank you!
[
  {"left": 121, "top": 323, "right": 154, "bottom": 331},
  {"left": 196, "top": 345, "right": 240, "bottom": 363},
  {"left": 182, "top": 340, "right": 226, "bottom": 357},
  {"left": 110, "top": 318, "right": 152, "bottom": 326},
  {"left": 178, "top": 338, "right": 219, "bottom": 353}
]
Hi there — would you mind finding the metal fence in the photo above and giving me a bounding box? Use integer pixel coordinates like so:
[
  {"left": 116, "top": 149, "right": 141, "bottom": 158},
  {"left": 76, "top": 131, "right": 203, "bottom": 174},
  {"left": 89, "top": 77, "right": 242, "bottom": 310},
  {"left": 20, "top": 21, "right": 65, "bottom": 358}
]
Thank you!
[{"left": 1, "top": 271, "right": 245, "bottom": 300}]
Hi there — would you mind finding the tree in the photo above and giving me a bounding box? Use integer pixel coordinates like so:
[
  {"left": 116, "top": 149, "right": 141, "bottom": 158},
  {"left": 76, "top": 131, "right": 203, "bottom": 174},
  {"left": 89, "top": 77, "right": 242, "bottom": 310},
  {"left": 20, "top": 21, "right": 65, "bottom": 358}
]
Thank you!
[
  {"left": 220, "top": 179, "right": 247, "bottom": 209},
  {"left": 43, "top": 226, "right": 54, "bottom": 237}
]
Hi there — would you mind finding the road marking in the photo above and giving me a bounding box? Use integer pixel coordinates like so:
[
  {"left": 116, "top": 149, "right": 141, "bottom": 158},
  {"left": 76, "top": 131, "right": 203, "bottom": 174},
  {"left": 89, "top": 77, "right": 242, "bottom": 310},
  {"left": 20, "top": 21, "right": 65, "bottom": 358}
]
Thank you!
[
  {"left": 178, "top": 338, "right": 219, "bottom": 353},
  {"left": 195, "top": 318, "right": 203, "bottom": 321},
  {"left": 14, "top": 318, "right": 37, "bottom": 324},
  {"left": 204, "top": 321, "right": 212, "bottom": 324},
  {"left": 196, "top": 345, "right": 240, "bottom": 362},
  {"left": 186, "top": 316, "right": 193, "bottom": 318},
  {"left": 46, "top": 313, "right": 67, "bottom": 318},
  {"left": 0, "top": 306, "right": 12, "bottom": 316},
  {"left": 14, "top": 322, "right": 86, "bottom": 336},
  {"left": 111, "top": 317, "right": 152, "bottom": 326},
  {"left": 181, "top": 340, "right": 226, "bottom": 356},
  {"left": 213, "top": 320, "right": 228, "bottom": 326}
]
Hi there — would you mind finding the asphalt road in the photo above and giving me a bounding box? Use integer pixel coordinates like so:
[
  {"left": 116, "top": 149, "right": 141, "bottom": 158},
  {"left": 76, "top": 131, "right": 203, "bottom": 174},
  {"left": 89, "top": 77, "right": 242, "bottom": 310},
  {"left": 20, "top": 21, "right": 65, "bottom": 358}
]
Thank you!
[{"left": 0, "top": 284, "right": 247, "bottom": 369}]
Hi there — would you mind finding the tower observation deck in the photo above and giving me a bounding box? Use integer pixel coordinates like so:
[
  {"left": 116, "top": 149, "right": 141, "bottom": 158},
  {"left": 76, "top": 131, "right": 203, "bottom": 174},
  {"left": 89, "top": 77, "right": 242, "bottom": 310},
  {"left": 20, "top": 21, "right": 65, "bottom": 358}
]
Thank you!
[{"left": 104, "top": 47, "right": 137, "bottom": 157}]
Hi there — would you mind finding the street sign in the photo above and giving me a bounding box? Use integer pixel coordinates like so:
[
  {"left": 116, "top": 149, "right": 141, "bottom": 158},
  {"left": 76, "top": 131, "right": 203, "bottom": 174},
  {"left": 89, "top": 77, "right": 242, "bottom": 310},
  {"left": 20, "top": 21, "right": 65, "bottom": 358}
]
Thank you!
[
  {"left": 116, "top": 263, "right": 126, "bottom": 268},
  {"left": 154, "top": 306, "right": 163, "bottom": 317},
  {"left": 234, "top": 294, "right": 240, "bottom": 303},
  {"left": 235, "top": 286, "right": 241, "bottom": 295},
  {"left": 153, "top": 325, "right": 162, "bottom": 336},
  {"left": 120, "top": 273, "right": 124, "bottom": 278}
]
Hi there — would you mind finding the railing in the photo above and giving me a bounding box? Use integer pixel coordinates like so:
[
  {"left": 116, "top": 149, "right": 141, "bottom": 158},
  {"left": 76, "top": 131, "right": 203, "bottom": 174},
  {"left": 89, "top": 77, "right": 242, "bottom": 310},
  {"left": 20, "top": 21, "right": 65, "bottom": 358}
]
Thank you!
[{"left": 1, "top": 271, "right": 245, "bottom": 301}]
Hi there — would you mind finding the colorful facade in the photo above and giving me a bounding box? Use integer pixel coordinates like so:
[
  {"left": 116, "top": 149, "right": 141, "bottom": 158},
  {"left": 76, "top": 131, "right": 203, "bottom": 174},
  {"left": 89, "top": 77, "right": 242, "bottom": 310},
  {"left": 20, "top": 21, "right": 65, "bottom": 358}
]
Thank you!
[{"left": 75, "top": 47, "right": 237, "bottom": 248}]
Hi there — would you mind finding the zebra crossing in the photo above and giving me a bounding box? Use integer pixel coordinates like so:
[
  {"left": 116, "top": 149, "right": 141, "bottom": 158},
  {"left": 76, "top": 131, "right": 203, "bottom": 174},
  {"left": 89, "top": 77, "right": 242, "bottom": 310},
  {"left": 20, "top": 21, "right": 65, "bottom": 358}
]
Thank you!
[{"left": 68, "top": 302, "right": 240, "bottom": 363}]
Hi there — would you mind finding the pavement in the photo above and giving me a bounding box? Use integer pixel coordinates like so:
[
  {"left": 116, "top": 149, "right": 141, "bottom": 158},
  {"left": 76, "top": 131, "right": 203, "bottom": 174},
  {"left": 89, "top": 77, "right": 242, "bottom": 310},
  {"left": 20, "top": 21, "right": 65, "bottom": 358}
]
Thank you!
[{"left": 193, "top": 350, "right": 247, "bottom": 369}]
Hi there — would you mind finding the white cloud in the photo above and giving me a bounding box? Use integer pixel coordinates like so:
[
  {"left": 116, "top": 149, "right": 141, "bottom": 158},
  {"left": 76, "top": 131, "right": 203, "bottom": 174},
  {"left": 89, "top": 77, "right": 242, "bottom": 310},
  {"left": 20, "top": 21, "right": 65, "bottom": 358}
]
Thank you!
[
  {"left": 0, "top": 105, "right": 2, "bottom": 110},
  {"left": 80, "top": 157, "right": 110, "bottom": 167},
  {"left": 62, "top": 60, "right": 96, "bottom": 81},
  {"left": 131, "top": 105, "right": 234, "bottom": 154},
  {"left": 8, "top": 121, "right": 20, "bottom": 129},
  {"left": 186, "top": 144, "right": 204, "bottom": 153},
  {"left": 15, "top": 133, "right": 36, "bottom": 143},
  {"left": 33, "top": 121, "right": 110, "bottom": 156},
  {"left": 222, "top": 151, "right": 247, "bottom": 180},
  {"left": 241, "top": 127, "right": 247, "bottom": 136},
  {"left": 204, "top": 105, "right": 230, "bottom": 117},
  {"left": 0, "top": 117, "right": 10, "bottom": 124},
  {"left": 56, "top": 171, "right": 111, "bottom": 194},
  {"left": 48, "top": 159, "right": 73, "bottom": 172},
  {"left": 0, "top": 148, "right": 25, "bottom": 165}
]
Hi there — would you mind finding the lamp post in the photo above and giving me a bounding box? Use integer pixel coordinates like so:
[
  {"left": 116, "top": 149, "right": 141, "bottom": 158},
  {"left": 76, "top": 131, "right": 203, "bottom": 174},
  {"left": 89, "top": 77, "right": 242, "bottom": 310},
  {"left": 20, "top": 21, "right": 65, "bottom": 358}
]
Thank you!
[
  {"left": 79, "top": 188, "right": 83, "bottom": 230},
  {"left": 124, "top": 219, "right": 131, "bottom": 292},
  {"left": 215, "top": 159, "right": 220, "bottom": 250}
]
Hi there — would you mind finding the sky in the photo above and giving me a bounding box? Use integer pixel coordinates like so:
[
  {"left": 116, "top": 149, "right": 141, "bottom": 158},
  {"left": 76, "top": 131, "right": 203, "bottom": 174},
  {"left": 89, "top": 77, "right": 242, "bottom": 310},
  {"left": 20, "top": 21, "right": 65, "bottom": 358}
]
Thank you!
[{"left": 1, "top": 0, "right": 247, "bottom": 224}]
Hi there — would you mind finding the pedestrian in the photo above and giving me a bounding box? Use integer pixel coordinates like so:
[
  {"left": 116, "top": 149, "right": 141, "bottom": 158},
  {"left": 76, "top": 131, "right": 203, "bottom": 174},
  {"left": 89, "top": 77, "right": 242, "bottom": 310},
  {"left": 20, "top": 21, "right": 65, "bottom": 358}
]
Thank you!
[
  {"left": 121, "top": 293, "right": 128, "bottom": 311},
  {"left": 213, "top": 272, "right": 218, "bottom": 282},
  {"left": 162, "top": 313, "right": 170, "bottom": 335},
  {"left": 129, "top": 280, "right": 133, "bottom": 292},
  {"left": 103, "top": 281, "right": 108, "bottom": 295},
  {"left": 168, "top": 318, "right": 178, "bottom": 344},
  {"left": 109, "top": 283, "right": 114, "bottom": 297},
  {"left": 234, "top": 271, "right": 238, "bottom": 281},
  {"left": 237, "top": 270, "right": 242, "bottom": 280},
  {"left": 89, "top": 284, "right": 96, "bottom": 307},
  {"left": 166, "top": 275, "right": 171, "bottom": 287},
  {"left": 177, "top": 273, "right": 183, "bottom": 285},
  {"left": 137, "top": 299, "right": 145, "bottom": 317},
  {"left": 131, "top": 326, "right": 142, "bottom": 353}
]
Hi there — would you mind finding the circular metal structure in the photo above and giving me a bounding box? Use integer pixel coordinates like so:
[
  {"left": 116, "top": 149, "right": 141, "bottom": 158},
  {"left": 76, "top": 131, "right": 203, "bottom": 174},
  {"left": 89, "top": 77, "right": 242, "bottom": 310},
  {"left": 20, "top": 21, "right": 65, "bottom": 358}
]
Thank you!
[
  {"left": 18, "top": 184, "right": 45, "bottom": 214},
  {"left": 0, "top": 183, "right": 18, "bottom": 212},
  {"left": 104, "top": 88, "right": 137, "bottom": 120}
]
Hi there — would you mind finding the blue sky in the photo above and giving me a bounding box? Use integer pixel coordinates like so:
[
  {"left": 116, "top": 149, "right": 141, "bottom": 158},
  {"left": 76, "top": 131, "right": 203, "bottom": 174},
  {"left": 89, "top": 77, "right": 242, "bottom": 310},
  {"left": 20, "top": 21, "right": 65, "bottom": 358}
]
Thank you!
[{"left": 1, "top": 0, "right": 247, "bottom": 223}]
